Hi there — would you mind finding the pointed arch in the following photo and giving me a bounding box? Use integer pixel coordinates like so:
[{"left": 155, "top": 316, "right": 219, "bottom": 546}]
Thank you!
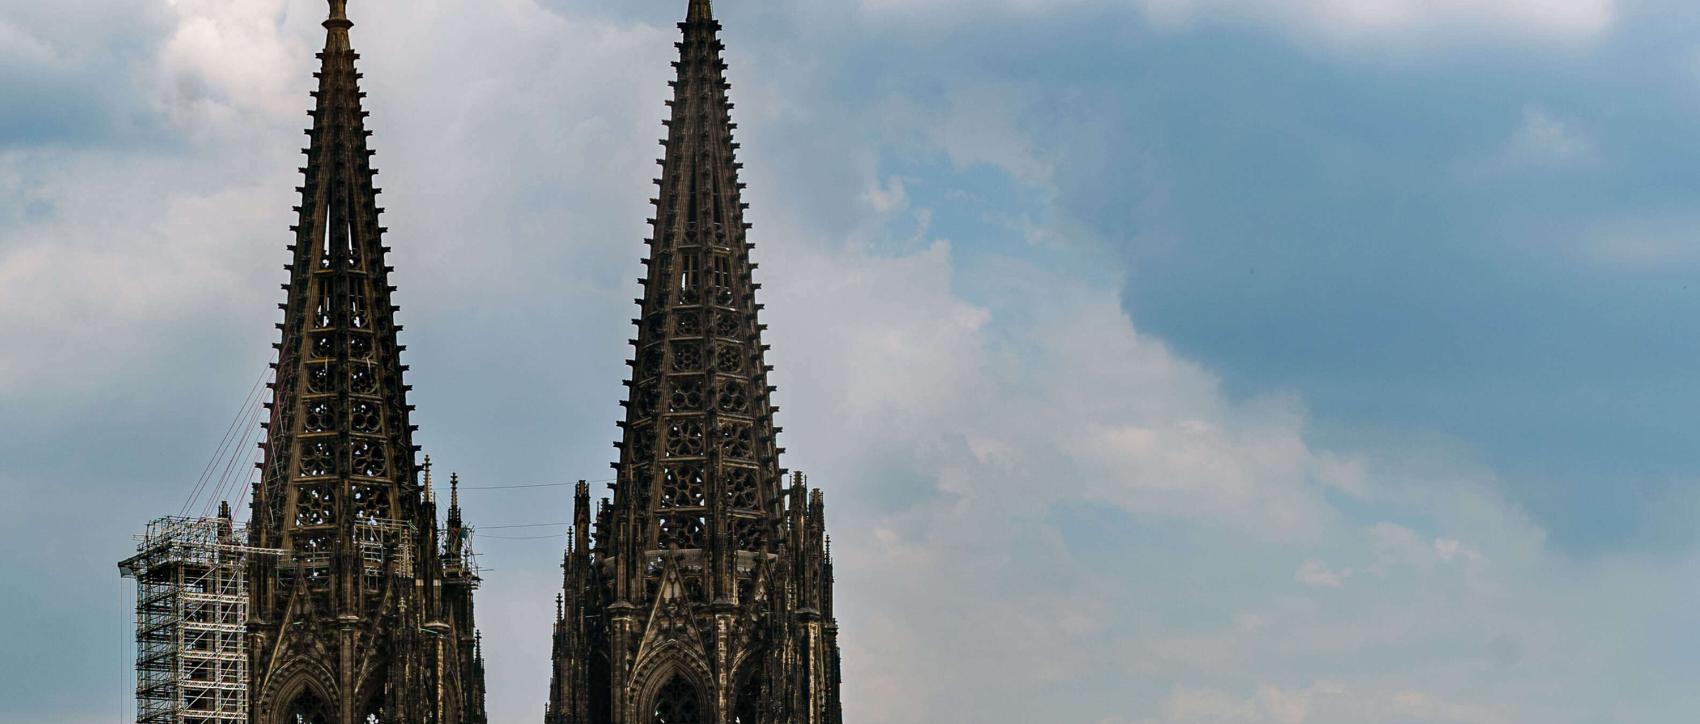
[
  {"left": 279, "top": 686, "right": 332, "bottom": 724},
  {"left": 261, "top": 663, "right": 339, "bottom": 724},
  {"left": 354, "top": 667, "right": 391, "bottom": 724},
  {"left": 631, "top": 647, "right": 714, "bottom": 724},
  {"left": 650, "top": 673, "right": 706, "bottom": 724},
  {"left": 631, "top": 640, "right": 714, "bottom": 703},
  {"left": 359, "top": 685, "right": 387, "bottom": 723},
  {"left": 732, "top": 663, "right": 764, "bottom": 724}
]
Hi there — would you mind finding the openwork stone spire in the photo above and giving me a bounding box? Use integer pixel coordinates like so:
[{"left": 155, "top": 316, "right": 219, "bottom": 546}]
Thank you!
[
  {"left": 253, "top": 0, "right": 414, "bottom": 567},
  {"left": 549, "top": 2, "right": 843, "bottom": 722},
  {"left": 613, "top": 0, "right": 783, "bottom": 572},
  {"left": 247, "top": 2, "right": 486, "bottom": 721}
]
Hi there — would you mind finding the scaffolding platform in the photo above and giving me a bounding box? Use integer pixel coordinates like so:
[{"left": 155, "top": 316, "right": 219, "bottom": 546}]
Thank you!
[{"left": 118, "top": 514, "right": 279, "bottom": 724}]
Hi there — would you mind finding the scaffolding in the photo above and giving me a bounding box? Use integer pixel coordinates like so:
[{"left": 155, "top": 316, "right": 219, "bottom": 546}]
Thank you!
[
  {"left": 355, "top": 518, "right": 415, "bottom": 578},
  {"left": 118, "top": 516, "right": 279, "bottom": 724}
]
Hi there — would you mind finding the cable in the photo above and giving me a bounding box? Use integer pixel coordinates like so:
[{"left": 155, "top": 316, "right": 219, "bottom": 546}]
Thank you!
[
  {"left": 458, "top": 479, "right": 616, "bottom": 491},
  {"left": 180, "top": 367, "right": 269, "bottom": 516},
  {"left": 478, "top": 533, "right": 568, "bottom": 541},
  {"left": 230, "top": 437, "right": 264, "bottom": 519},
  {"left": 474, "top": 522, "right": 569, "bottom": 530},
  {"left": 203, "top": 393, "right": 266, "bottom": 519}
]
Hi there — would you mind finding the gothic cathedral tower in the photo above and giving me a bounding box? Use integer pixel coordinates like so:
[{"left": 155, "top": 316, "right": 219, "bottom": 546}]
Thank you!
[
  {"left": 547, "top": 2, "right": 843, "bottom": 723},
  {"left": 246, "top": 2, "right": 487, "bottom": 722}
]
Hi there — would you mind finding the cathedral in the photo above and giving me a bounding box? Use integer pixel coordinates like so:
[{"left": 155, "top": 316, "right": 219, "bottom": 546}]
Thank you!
[{"left": 118, "top": 2, "right": 841, "bottom": 723}]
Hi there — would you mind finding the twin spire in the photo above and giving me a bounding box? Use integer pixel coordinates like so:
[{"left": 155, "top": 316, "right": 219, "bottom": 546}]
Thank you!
[{"left": 244, "top": 1, "right": 488, "bottom": 720}]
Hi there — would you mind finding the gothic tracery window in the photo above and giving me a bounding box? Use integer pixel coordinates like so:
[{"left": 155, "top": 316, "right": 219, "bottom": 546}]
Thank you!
[
  {"left": 652, "top": 675, "right": 704, "bottom": 724},
  {"left": 710, "top": 254, "right": 734, "bottom": 305},
  {"left": 733, "top": 672, "right": 763, "bottom": 724},
  {"left": 284, "top": 690, "right": 331, "bottom": 724},
  {"left": 678, "top": 253, "right": 702, "bottom": 303},
  {"left": 361, "top": 691, "right": 386, "bottom": 724}
]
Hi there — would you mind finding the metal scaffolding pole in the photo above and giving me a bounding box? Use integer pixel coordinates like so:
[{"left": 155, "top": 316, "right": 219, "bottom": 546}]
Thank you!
[{"left": 118, "top": 515, "right": 279, "bottom": 724}]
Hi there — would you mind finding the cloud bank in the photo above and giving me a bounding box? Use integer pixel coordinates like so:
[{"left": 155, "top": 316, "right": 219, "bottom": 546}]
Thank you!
[{"left": 0, "top": 1, "right": 1694, "bottom": 723}]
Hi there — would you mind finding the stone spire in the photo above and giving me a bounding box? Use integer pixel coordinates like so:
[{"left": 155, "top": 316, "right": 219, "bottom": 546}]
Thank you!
[
  {"left": 246, "top": 2, "right": 486, "bottom": 721},
  {"left": 252, "top": 0, "right": 419, "bottom": 561},
  {"left": 607, "top": 0, "right": 785, "bottom": 602},
  {"left": 548, "top": 2, "right": 843, "bottom": 722}
]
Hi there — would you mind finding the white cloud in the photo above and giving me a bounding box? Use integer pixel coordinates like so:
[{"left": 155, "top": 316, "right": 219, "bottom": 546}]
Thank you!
[
  {"left": 5, "top": 2, "right": 1699, "bottom": 723},
  {"left": 154, "top": 0, "right": 312, "bottom": 129},
  {"left": 858, "top": 0, "right": 1615, "bottom": 47},
  {"left": 1138, "top": 0, "right": 1614, "bottom": 45},
  {"left": 1575, "top": 210, "right": 1700, "bottom": 269},
  {"left": 1295, "top": 559, "right": 1351, "bottom": 588},
  {"left": 1503, "top": 106, "right": 1592, "bottom": 164}
]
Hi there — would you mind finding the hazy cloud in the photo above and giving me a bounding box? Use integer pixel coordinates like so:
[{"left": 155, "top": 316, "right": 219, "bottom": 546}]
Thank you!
[{"left": 3, "top": 1, "right": 1698, "bottom": 723}]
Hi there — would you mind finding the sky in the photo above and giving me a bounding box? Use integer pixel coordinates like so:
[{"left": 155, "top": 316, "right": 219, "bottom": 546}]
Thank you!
[{"left": 3, "top": 0, "right": 1700, "bottom": 722}]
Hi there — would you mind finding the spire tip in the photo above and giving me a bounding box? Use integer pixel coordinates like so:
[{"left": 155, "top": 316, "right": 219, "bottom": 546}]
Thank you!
[
  {"left": 325, "top": 0, "right": 352, "bottom": 30},
  {"left": 687, "top": 0, "right": 714, "bottom": 23}
]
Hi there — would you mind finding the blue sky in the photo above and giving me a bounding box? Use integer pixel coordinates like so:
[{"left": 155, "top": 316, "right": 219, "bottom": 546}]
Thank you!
[{"left": 3, "top": 0, "right": 1700, "bottom": 722}]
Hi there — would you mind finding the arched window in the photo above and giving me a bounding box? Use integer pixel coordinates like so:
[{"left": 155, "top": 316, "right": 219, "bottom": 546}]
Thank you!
[
  {"left": 732, "top": 671, "right": 762, "bottom": 724},
  {"left": 651, "top": 674, "right": 703, "bottom": 724},
  {"left": 283, "top": 690, "right": 331, "bottom": 724},
  {"left": 361, "top": 683, "right": 387, "bottom": 723}
]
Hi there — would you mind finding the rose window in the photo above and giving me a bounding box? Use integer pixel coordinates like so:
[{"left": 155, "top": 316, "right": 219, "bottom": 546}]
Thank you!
[
  {"left": 294, "top": 485, "right": 335, "bottom": 526},
  {"left": 304, "top": 400, "right": 336, "bottom": 433},
  {"left": 717, "top": 380, "right": 749, "bottom": 413},
  {"left": 676, "top": 311, "right": 702, "bottom": 335},
  {"left": 713, "top": 311, "right": 740, "bottom": 337},
  {"left": 661, "top": 465, "right": 706, "bottom": 508},
  {"left": 672, "top": 342, "right": 703, "bottom": 371},
  {"left": 311, "top": 333, "right": 336, "bottom": 359},
  {"left": 350, "top": 363, "right": 377, "bottom": 393},
  {"left": 726, "top": 468, "right": 760, "bottom": 510},
  {"left": 718, "top": 423, "right": 753, "bottom": 460},
  {"left": 669, "top": 378, "right": 704, "bottom": 411},
  {"left": 731, "top": 518, "right": 762, "bottom": 550},
  {"left": 351, "top": 400, "right": 381, "bottom": 433},
  {"left": 665, "top": 420, "right": 705, "bottom": 457},
  {"left": 351, "top": 440, "right": 386, "bottom": 477},
  {"left": 299, "top": 440, "right": 336, "bottom": 477},
  {"left": 351, "top": 484, "right": 389, "bottom": 521},
  {"left": 307, "top": 363, "right": 336, "bottom": 393},
  {"left": 715, "top": 346, "right": 743, "bottom": 374},
  {"left": 657, "top": 514, "right": 706, "bottom": 550}
]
